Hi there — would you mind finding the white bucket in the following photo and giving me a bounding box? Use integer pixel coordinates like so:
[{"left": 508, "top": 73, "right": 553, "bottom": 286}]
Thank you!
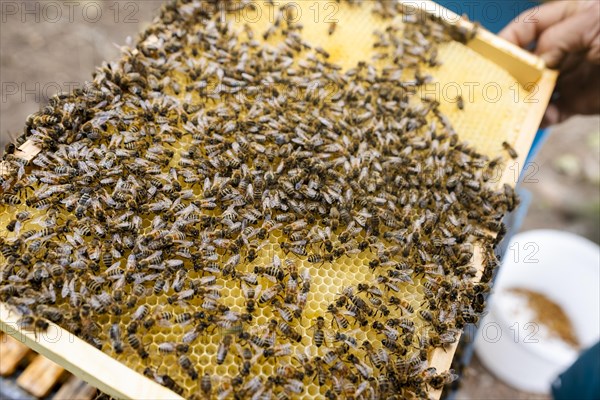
[{"left": 475, "top": 230, "right": 600, "bottom": 394}]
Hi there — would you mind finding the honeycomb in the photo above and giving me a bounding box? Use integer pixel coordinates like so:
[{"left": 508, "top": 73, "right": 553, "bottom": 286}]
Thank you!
[
  {"left": 0, "top": 1, "right": 530, "bottom": 399},
  {"left": 225, "top": 0, "right": 530, "bottom": 157}
]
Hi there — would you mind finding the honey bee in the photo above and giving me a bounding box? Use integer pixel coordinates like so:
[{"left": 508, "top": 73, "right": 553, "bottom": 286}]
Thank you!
[
  {"left": 154, "top": 309, "right": 174, "bottom": 327},
  {"left": 132, "top": 305, "right": 149, "bottom": 321},
  {"left": 161, "top": 374, "right": 184, "bottom": 396},
  {"left": 201, "top": 373, "right": 212, "bottom": 396},
  {"left": 242, "top": 282, "right": 261, "bottom": 313},
  {"left": 338, "top": 222, "right": 362, "bottom": 244},
  {"left": 127, "top": 333, "right": 148, "bottom": 359},
  {"left": 254, "top": 255, "right": 284, "bottom": 281},
  {"left": 502, "top": 141, "right": 518, "bottom": 159},
  {"left": 425, "top": 368, "right": 458, "bottom": 390},
  {"left": 175, "top": 312, "right": 192, "bottom": 325},
  {"left": 178, "top": 355, "right": 198, "bottom": 380},
  {"left": 217, "top": 335, "right": 233, "bottom": 365},
  {"left": 333, "top": 331, "right": 359, "bottom": 349},
  {"left": 238, "top": 347, "right": 254, "bottom": 376},
  {"left": 456, "top": 95, "right": 464, "bottom": 110},
  {"left": 326, "top": 304, "right": 351, "bottom": 329},
  {"left": 17, "top": 315, "right": 49, "bottom": 337},
  {"left": 280, "top": 242, "right": 308, "bottom": 257},
  {"left": 374, "top": 321, "right": 401, "bottom": 343},
  {"left": 277, "top": 321, "right": 302, "bottom": 343},
  {"left": 36, "top": 305, "right": 64, "bottom": 323},
  {"left": 239, "top": 272, "right": 259, "bottom": 286},
  {"left": 2, "top": 194, "right": 21, "bottom": 205},
  {"left": 261, "top": 343, "right": 292, "bottom": 360},
  {"left": 313, "top": 357, "right": 329, "bottom": 386},
  {"left": 347, "top": 353, "right": 373, "bottom": 379},
  {"left": 309, "top": 316, "right": 326, "bottom": 347},
  {"left": 388, "top": 296, "right": 415, "bottom": 315},
  {"left": 156, "top": 341, "right": 186, "bottom": 354},
  {"left": 109, "top": 323, "right": 124, "bottom": 354},
  {"left": 271, "top": 299, "right": 294, "bottom": 322},
  {"left": 362, "top": 341, "right": 389, "bottom": 370},
  {"left": 258, "top": 283, "right": 283, "bottom": 304},
  {"left": 328, "top": 22, "right": 337, "bottom": 35},
  {"left": 394, "top": 318, "right": 417, "bottom": 336},
  {"left": 419, "top": 310, "right": 434, "bottom": 323},
  {"left": 244, "top": 329, "right": 274, "bottom": 349}
]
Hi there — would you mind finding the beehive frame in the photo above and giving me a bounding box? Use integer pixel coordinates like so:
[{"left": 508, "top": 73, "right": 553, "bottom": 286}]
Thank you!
[{"left": 0, "top": 1, "right": 556, "bottom": 399}]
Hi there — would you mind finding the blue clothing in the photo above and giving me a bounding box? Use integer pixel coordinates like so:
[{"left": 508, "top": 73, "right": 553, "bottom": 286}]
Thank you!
[
  {"left": 552, "top": 342, "right": 600, "bottom": 400},
  {"left": 434, "top": 0, "right": 539, "bottom": 34}
]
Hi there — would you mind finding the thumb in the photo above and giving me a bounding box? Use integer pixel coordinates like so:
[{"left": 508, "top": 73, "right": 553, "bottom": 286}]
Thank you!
[{"left": 536, "top": 10, "right": 599, "bottom": 68}]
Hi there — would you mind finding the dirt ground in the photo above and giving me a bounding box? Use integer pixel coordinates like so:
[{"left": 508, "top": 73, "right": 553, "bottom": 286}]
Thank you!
[{"left": 1, "top": 1, "right": 598, "bottom": 399}]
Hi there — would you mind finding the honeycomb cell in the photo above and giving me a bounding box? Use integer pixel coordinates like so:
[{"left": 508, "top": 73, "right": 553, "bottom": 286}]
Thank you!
[
  {"left": 216, "top": 365, "right": 227, "bottom": 376},
  {"left": 146, "top": 297, "right": 158, "bottom": 306},
  {"left": 261, "top": 365, "right": 274, "bottom": 376},
  {"left": 205, "top": 344, "right": 217, "bottom": 356}
]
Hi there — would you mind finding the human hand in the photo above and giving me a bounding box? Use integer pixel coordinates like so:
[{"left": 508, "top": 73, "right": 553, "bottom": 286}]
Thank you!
[{"left": 500, "top": 1, "right": 600, "bottom": 126}]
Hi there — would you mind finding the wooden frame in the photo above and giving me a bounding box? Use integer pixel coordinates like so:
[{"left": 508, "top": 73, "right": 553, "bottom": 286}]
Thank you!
[
  {"left": 0, "top": 303, "right": 183, "bottom": 400},
  {"left": 0, "top": 1, "right": 557, "bottom": 399}
]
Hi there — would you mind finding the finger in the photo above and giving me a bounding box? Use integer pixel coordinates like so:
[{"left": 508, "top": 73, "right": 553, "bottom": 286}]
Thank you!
[
  {"left": 555, "top": 62, "right": 600, "bottom": 116},
  {"left": 499, "top": 1, "right": 576, "bottom": 48},
  {"left": 536, "top": 5, "right": 600, "bottom": 68}
]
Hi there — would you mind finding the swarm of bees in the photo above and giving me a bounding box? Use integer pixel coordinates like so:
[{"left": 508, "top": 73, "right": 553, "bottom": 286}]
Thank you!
[{"left": 0, "top": 1, "right": 518, "bottom": 399}]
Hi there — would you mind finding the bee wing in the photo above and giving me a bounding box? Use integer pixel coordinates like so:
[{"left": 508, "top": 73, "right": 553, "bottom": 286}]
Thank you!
[
  {"left": 241, "top": 281, "right": 251, "bottom": 299},
  {"left": 272, "top": 254, "right": 281, "bottom": 268},
  {"left": 356, "top": 361, "right": 373, "bottom": 378},
  {"left": 392, "top": 273, "right": 413, "bottom": 284},
  {"left": 284, "top": 302, "right": 300, "bottom": 312},
  {"left": 439, "top": 331, "right": 458, "bottom": 343},
  {"left": 14, "top": 221, "right": 22, "bottom": 235},
  {"left": 341, "top": 309, "right": 356, "bottom": 317},
  {"left": 346, "top": 328, "right": 362, "bottom": 337},
  {"left": 225, "top": 254, "right": 240, "bottom": 268},
  {"left": 66, "top": 277, "right": 76, "bottom": 297},
  {"left": 157, "top": 319, "right": 172, "bottom": 328},
  {"left": 253, "top": 284, "right": 262, "bottom": 300},
  {"left": 166, "top": 259, "right": 184, "bottom": 268},
  {"left": 149, "top": 263, "right": 166, "bottom": 271},
  {"left": 300, "top": 269, "right": 311, "bottom": 282}
]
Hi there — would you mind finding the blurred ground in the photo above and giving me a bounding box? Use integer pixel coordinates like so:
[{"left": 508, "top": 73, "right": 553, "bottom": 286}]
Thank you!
[
  {"left": 0, "top": 0, "right": 162, "bottom": 149},
  {"left": 521, "top": 116, "right": 600, "bottom": 244},
  {"left": 1, "top": 1, "right": 598, "bottom": 399}
]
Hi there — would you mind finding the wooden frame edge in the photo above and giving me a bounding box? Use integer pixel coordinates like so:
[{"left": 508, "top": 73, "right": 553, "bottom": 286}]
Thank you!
[
  {"left": 0, "top": 303, "right": 183, "bottom": 400},
  {"left": 398, "top": 0, "right": 546, "bottom": 85}
]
